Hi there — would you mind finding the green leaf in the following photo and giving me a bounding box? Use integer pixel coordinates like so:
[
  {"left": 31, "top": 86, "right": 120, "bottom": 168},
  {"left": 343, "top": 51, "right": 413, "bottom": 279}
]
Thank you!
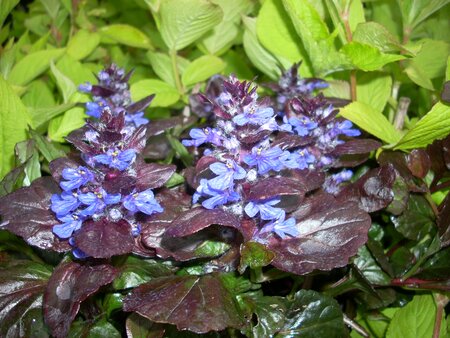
[
  {"left": 342, "top": 42, "right": 405, "bottom": 72},
  {"left": 181, "top": 55, "right": 225, "bottom": 87},
  {"left": 7, "top": 48, "right": 65, "bottom": 86},
  {"left": 67, "top": 29, "right": 100, "bottom": 60},
  {"left": 276, "top": 290, "right": 346, "bottom": 337},
  {"left": 164, "top": 172, "right": 185, "bottom": 188},
  {"left": 99, "top": 24, "right": 153, "bottom": 49},
  {"left": 47, "top": 106, "right": 86, "bottom": 143},
  {"left": 50, "top": 61, "right": 76, "bottom": 103},
  {"left": 201, "top": 0, "right": 251, "bottom": 55},
  {"left": 353, "top": 22, "right": 408, "bottom": 54},
  {"left": 56, "top": 54, "right": 96, "bottom": 85},
  {"left": 238, "top": 241, "right": 275, "bottom": 273},
  {"left": 392, "top": 194, "right": 435, "bottom": 241},
  {"left": 281, "top": 0, "right": 350, "bottom": 76},
  {"left": 393, "top": 102, "right": 450, "bottom": 150},
  {"left": 0, "top": 76, "right": 30, "bottom": 178},
  {"left": 29, "top": 102, "right": 76, "bottom": 129},
  {"left": 29, "top": 129, "right": 65, "bottom": 162},
  {"left": 22, "top": 80, "right": 55, "bottom": 108},
  {"left": 69, "top": 319, "right": 121, "bottom": 338},
  {"left": 130, "top": 79, "right": 180, "bottom": 107},
  {"left": 0, "top": 0, "right": 19, "bottom": 28},
  {"left": 339, "top": 101, "right": 401, "bottom": 144},
  {"left": 0, "top": 165, "right": 25, "bottom": 197},
  {"left": 159, "top": 0, "right": 223, "bottom": 51},
  {"left": 166, "top": 133, "right": 193, "bottom": 167},
  {"left": 242, "top": 17, "right": 281, "bottom": 80},
  {"left": 257, "top": 0, "right": 309, "bottom": 69},
  {"left": 386, "top": 294, "right": 439, "bottom": 338},
  {"left": 404, "top": 62, "right": 435, "bottom": 90},
  {"left": 239, "top": 293, "right": 286, "bottom": 337},
  {"left": 357, "top": 72, "right": 392, "bottom": 113},
  {"left": 14, "top": 139, "right": 40, "bottom": 186},
  {"left": 146, "top": 52, "right": 191, "bottom": 88},
  {"left": 222, "top": 49, "right": 254, "bottom": 80},
  {"left": 39, "top": 0, "right": 60, "bottom": 19},
  {"left": 354, "top": 246, "right": 391, "bottom": 285},
  {"left": 398, "top": 0, "right": 450, "bottom": 31},
  {"left": 407, "top": 39, "right": 450, "bottom": 79},
  {"left": 125, "top": 313, "right": 166, "bottom": 338}
]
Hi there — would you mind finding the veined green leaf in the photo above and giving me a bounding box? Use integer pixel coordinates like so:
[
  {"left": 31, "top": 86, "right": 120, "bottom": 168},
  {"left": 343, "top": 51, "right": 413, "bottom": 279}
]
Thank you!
[
  {"left": 357, "top": 72, "right": 393, "bottom": 113},
  {"left": 130, "top": 79, "right": 180, "bottom": 107},
  {"left": 392, "top": 102, "right": 450, "bottom": 150},
  {"left": 48, "top": 106, "right": 86, "bottom": 143},
  {"left": 353, "top": 22, "right": 408, "bottom": 54},
  {"left": 181, "top": 55, "right": 225, "bottom": 87},
  {"left": 159, "top": 0, "right": 223, "bottom": 51},
  {"left": 0, "top": 76, "right": 30, "bottom": 178},
  {"left": 8, "top": 48, "right": 65, "bottom": 86},
  {"left": 99, "top": 24, "right": 153, "bottom": 49},
  {"left": 242, "top": 17, "right": 281, "bottom": 80},
  {"left": 50, "top": 61, "right": 76, "bottom": 103},
  {"left": 398, "top": 0, "right": 450, "bottom": 31},
  {"left": 339, "top": 101, "right": 401, "bottom": 144},
  {"left": 146, "top": 51, "right": 190, "bottom": 88},
  {"left": 29, "top": 102, "right": 76, "bottom": 129}
]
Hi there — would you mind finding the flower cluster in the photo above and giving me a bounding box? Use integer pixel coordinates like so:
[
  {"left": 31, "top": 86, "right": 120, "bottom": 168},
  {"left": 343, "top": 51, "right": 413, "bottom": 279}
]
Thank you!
[
  {"left": 50, "top": 66, "right": 163, "bottom": 258},
  {"left": 184, "top": 73, "right": 363, "bottom": 240},
  {"left": 79, "top": 64, "right": 150, "bottom": 128}
]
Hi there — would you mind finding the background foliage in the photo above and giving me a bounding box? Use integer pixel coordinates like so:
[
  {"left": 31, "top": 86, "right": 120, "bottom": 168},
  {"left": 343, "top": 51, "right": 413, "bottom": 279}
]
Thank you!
[{"left": 0, "top": 0, "right": 450, "bottom": 337}]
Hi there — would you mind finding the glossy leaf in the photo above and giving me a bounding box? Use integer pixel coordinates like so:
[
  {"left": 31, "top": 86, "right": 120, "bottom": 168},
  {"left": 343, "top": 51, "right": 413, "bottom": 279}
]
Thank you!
[
  {"left": 0, "top": 259, "right": 52, "bottom": 338},
  {"left": 0, "top": 177, "right": 71, "bottom": 252},
  {"left": 69, "top": 319, "right": 121, "bottom": 338},
  {"left": 135, "top": 163, "right": 176, "bottom": 190},
  {"left": 123, "top": 273, "right": 246, "bottom": 333},
  {"left": 159, "top": 0, "right": 223, "bottom": 51},
  {"left": 275, "top": 290, "right": 346, "bottom": 337},
  {"left": 126, "top": 313, "right": 166, "bottom": 338},
  {"left": 354, "top": 245, "right": 391, "bottom": 285},
  {"left": 43, "top": 261, "right": 119, "bottom": 338},
  {"left": 239, "top": 241, "right": 275, "bottom": 273}
]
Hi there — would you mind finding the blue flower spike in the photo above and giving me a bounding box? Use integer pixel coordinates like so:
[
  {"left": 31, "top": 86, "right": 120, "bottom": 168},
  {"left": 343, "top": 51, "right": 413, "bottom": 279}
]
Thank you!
[
  {"left": 93, "top": 148, "right": 136, "bottom": 171},
  {"left": 60, "top": 166, "right": 94, "bottom": 191},
  {"left": 123, "top": 189, "right": 163, "bottom": 216}
]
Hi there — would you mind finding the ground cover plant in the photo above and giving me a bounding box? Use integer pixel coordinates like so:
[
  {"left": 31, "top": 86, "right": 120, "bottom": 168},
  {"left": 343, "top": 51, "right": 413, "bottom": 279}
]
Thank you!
[{"left": 0, "top": 0, "right": 450, "bottom": 337}]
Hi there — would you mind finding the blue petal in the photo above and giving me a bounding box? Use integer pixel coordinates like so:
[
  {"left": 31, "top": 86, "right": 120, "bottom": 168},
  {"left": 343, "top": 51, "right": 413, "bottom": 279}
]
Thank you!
[
  {"left": 104, "top": 193, "right": 121, "bottom": 205},
  {"left": 118, "top": 149, "right": 136, "bottom": 163},
  {"left": 209, "top": 162, "right": 228, "bottom": 175},
  {"left": 94, "top": 154, "right": 112, "bottom": 165},
  {"left": 78, "top": 192, "right": 97, "bottom": 205},
  {"left": 232, "top": 114, "right": 248, "bottom": 126},
  {"left": 244, "top": 202, "right": 259, "bottom": 217}
]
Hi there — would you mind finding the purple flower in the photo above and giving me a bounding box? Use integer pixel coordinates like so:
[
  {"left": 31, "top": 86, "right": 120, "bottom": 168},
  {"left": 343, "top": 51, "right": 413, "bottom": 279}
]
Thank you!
[
  {"left": 86, "top": 99, "right": 108, "bottom": 118},
  {"left": 182, "top": 127, "right": 222, "bottom": 147},
  {"left": 288, "top": 116, "right": 318, "bottom": 136},
  {"left": 207, "top": 160, "right": 246, "bottom": 191},
  {"left": 323, "top": 169, "right": 353, "bottom": 194},
  {"left": 125, "top": 112, "right": 149, "bottom": 127},
  {"left": 78, "top": 188, "right": 121, "bottom": 216},
  {"left": 233, "top": 106, "right": 274, "bottom": 126},
  {"left": 123, "top": 189, "right": 163, "bottom": 216},
  {"left": 79, "top": 82, "right": 92, "bottom": 93},
  {"left": 50, "top": 191, "right": 80, "bottom": 217},
  {"left": 93, "top": 148, "right": 136, "bottom": 171},
  {"left": 244, "top": 146, "right": 285, "bottom": 174},
  {"left": 53, "top": 213, "right": 84, "bottom": 239},
  {"left": 260, "top": 213, "right": 298, "bottom": 239},
  {"left": 244, "top": 199, "right": 284, "bottom": 220},
  {"left": 283, "top": 149, "right": 316, "bottom": 170},
  {"left": 194, "top": 179, "right": 241, "bottom": 209},
  {"left": 331, "top": 120, "right": 361, "bottom": 137},
  {"left": 59, "top": 166, "right": 94, "bottom": 191}
]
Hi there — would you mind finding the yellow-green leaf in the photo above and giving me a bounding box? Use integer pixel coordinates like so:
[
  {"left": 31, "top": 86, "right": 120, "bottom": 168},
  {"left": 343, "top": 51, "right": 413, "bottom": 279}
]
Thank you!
[
  {"left": 130, "top": 79, "right": 180, "bottom": 107},
  {"left": 99, "top": 24, "right": 153, "bottom": 49}
]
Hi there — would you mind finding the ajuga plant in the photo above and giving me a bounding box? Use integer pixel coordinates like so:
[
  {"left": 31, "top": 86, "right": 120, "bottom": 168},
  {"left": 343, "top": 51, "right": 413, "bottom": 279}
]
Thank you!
[{"left": 0, "top": 65, "right": 179, "bottom": 337}]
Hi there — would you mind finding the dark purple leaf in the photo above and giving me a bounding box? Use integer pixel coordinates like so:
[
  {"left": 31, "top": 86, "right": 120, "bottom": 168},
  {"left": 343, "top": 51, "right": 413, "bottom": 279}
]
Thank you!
[
  {"left": 438, "top": 193, "right": 450, "bottom": 248},
  {"left": 91, "top": 85, "right": 115, "bottom": 97},
  {"left": 272, "top": 132, "right": 312, "bottom": 149},
  {"left": 43, "top": 261, "right": 118, "bottom": 338},
  {"left": 441, "top": 81, "right": 450, "bottom": 103},
  {"left": 236, "top": 125, "right": 271, "bottom": 144},
  {"left": 123, "top": 273, "right": 246, "bottom": 333},
  {"left": 165, "top": 207, "right": 240, "bottom": 238},
  {"left": 406, "top": 149, "right": 431, "bottom": 178},
  {"left": 332, "top": 139, "right": 381, "bottom": 155},
  {"left": 331, "top": 153, "right": 370, "bottom": 168},
  {"left": 143, "top": 135, "right": 172, "bottom": 160},
  {"left": 49, "top": 157, "right": 80, "bottom": 182},
  {"left": 127, "top": 126, "right": 148, "bottom": 152},
  {"left": 126, "top": 313, "right": 166, "bottom": 338},
  {"left": 136, "top": 163, "right": 176, "bottom": 190},
  {"left": 73, "top": 219, "right": 135, "bottom": 258},
  {"left": 337, "top": 165, "right": 396, "bottom": 213},
  {"left": 265, "top": 200, "right": 371, "bottom": 275},
  {"left": 287, "top": 169, "right": 325, "bottom": 192},
  {"left": 0, "top": 163, "right": 26, "bottom": 197},
  {"left": 0, "top": 260, "right": 51, "bottom": 337},
  {"left": 126, "top": 94, "right": 155, "bottom": 114},
  {"left": 145, "top": 117, "right": 184, "bottom": 137},
  {"left": 103, "top": 174, "right": 137, "bottom": 195},
  {"left": 0, "top": 177, "right": 71, "bottom": 252}
]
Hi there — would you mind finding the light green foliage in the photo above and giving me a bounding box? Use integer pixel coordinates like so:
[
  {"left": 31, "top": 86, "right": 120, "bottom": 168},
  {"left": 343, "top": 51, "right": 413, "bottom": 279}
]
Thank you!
[
  {"left": 357, "top": 72, "right": 392, "bottom": 113},
  {"left": 67, "top": 29, "right": 100, "bottom": 60},
  {"left": 130, "top": 79, "right": 180, "bottom": 107},
  {"left": 181, "top": 55, "right": 225, "bottom": 87},
  {"left": 159, "top": 0, "right": 223, "bottom": 51},
  {"left": 99, "top": 24, "right": 153, "bottom": 49}
]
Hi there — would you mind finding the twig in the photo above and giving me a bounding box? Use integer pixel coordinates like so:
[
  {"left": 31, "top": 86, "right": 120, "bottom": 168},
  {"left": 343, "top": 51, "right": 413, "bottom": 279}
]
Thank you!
[
  {"left": 393, "top": 97, "right": 411, "bottom": 130},
  {"left": 433, "top": 294, "right": 449, "bottom": 338},
  {"left": 342, "top": 4, "right": 357, "bottom": 101},
  {"left": 343, "top": 313, "right": 369, "bottom": 337}
]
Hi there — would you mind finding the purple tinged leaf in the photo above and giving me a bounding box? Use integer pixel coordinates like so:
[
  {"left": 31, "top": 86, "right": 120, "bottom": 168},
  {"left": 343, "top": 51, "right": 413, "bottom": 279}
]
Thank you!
[
  {"left": 265, "top": 200, "right": 371, "bottom": 275},
  {"left": 0, "top": 177, "right": 71, "bottom": 252},
  {"left": 135, "top": 163, "right": 176, "bottom": 190},
  {"left": 126, "top": 94, "right": 155, "bottom": 114},
  {"left": 165, "top": 207, "right": 240, "bottom": 238},
  {"left": 145, "top": 117, "right": 186, "bottom": 137},
  {"left": 43, "top": 261, "right": 118, "bottom": 338},
  {"left": 332, "top": 138, "right": 381, "bottom": 155},
  {"left": 49, "top": 157, "right": 81, "bottom": 183},
  {"left": 72, "top": 219, "right": 135, "bottom": 258},
  {"left": 0, "top": 260, "right": 51, "bottom": 337},
  {"left": 438, "top": 193, "right": 450, "bottom": 248},
  {"left": 406, "top": 149, "right": 431, "bottom": 179},
  {"left": 123, "top": 274, "right": 246, "bottom": 333}
]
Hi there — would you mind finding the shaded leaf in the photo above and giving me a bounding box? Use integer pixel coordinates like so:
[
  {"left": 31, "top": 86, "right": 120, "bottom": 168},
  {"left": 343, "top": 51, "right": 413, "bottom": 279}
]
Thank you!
[
  {"left": 123, "top": 273, "right": 246, "bottom": 333},
  {"left": 43, "top": 261, "right": 118, "bottom": 338},
  {"left": 239, "top": 241, "right": 275, "bottom": 273},
  {"left": 126, "top": 313, "right": 166, "bottom": 338},
  {"left": 354, "top": 245, "right": 391, "bottom": 285}
]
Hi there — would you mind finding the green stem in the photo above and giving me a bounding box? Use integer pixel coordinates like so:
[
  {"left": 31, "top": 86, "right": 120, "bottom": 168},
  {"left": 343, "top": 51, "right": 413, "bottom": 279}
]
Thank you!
[
  {"left": 433, "top": 294, "right": 449, "bottom": 338},
  {"left": 170, "top": 49, "right": 184, "bottom": 94}
]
